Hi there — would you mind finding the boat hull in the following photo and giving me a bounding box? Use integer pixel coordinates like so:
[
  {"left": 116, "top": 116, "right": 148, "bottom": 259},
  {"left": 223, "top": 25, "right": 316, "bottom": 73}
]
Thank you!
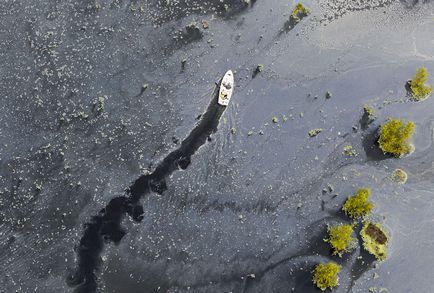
[{"left": 218, "top": 70, "right": 234, "bottom": 106}]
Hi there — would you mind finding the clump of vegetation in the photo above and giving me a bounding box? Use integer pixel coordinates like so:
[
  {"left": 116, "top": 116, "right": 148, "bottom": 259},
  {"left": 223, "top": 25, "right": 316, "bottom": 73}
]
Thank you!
[
  {"left": 390, "top": 168, "right": 408, "bottom": 184},
  {"left": 363, "top": 104, "right": 375, "bottom": 119},
  {"left": 343, "top": 145, "right": 357, "bottom": 156},
  {"left": 325, "top": 224, "right": 356, "bottom": 257},
  {"left": 290, "top": 3, "right": 311, "bottom": 23},
  {"left": 312, "top": 262, "right": 341, "bottom": 291},
  {"left": 308, "top": 128, "right": 322, "bottom": 137},
  {"left": 378, "top": 118, "right": 415, "bottom": 157},
  {"left": 272, "top": 116, "right": 279, "bottom": 123},
  {"left": 360, "top": 222, "right": 389, "bottom": 261},
  {"left": 342, "top": 188, "right": 374, "bottom": 219},
  {"left": 409, "top": 67, "right": 432, "bottom": 101}
]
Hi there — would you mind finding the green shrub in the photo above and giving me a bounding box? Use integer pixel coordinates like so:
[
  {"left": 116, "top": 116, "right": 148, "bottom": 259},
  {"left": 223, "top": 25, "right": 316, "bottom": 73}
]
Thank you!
[
  {"left": 342, "top": 188, "right": 373, "bottom": 219},
  {"left": 410, "top": 67, "right": 432, "bottom": 100},
  {"left": 378, "top": 118, "right": 415, "bottom": 157},
  {"left": 312, "top": 262, "right": 341, "bottom": 291},
  {"left": 290, "top": 3, "right": 310, "bottom": 22},
  {"left": 325, "top": 224, "right": 356, "bottom": 256}
]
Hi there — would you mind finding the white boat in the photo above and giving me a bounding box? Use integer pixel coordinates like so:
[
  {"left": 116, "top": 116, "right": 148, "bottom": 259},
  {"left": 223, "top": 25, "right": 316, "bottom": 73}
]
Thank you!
[{"left": 218, "top": 70, "right": 234, "bottom": 106}]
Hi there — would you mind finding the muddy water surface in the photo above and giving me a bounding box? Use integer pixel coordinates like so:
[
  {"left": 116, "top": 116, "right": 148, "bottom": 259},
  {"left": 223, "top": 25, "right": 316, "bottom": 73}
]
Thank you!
[{"left": 0, "top": 0, "right": 433, "bottom": 292}]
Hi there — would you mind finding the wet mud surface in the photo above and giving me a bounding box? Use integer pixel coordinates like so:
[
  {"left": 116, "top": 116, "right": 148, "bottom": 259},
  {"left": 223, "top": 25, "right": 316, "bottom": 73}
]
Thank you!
[{"left": 1, "top": 0, "right": 434, "bottom": 292}]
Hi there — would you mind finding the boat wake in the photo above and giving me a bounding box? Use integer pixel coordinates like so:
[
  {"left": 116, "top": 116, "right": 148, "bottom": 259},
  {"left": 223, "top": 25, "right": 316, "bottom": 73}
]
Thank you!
[{"left": 68, "top": 80, "right": 227, "bottom": 293}]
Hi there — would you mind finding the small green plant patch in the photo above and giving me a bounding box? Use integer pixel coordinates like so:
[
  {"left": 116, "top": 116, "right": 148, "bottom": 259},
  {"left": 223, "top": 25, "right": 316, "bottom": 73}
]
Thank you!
[
  {"left": 290, "top": 3, "right": 311, "bottom": 23},
  {"left": 312, "top": 262, "right": 341, "bottom": 291},
  {"left": 342, "top": 188, "right": 374, "bottom": 219},
  {"left": 409, "top": 67, "right": 432, "bottom": 101},
  {"left": 325, "top": 224, "right": 356, "bottom": 256},
  {"left": 343, "top": 145, "right": 357, "bottom": 156},
  {"left": 363, "top": 104, "right": 375, "bottom": 118},
  {"left": 378, "top": 118, "right": 415, "bottom": 157},
  {"left": 308, "top": 128, "right": 322, "bottom": 137}
]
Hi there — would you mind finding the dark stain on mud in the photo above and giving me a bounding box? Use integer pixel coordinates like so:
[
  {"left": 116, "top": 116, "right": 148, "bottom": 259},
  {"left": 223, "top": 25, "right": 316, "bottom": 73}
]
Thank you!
[
  {"left": 68, "top": 81, "right": 226, "bottom": 292},
  {"left": 365, "top": 223, "right": 387, "bottom": 245}
]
